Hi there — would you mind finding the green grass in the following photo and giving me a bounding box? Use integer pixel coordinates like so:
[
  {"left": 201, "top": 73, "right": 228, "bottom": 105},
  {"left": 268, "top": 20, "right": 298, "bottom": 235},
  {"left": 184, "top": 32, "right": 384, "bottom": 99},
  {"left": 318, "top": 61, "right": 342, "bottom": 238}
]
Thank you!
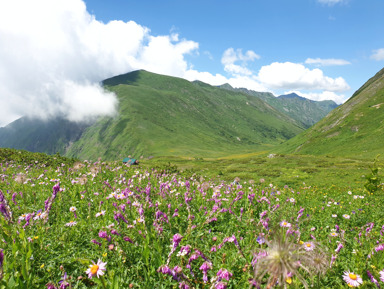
[
  {"left": 139, "top": 153, "right": 378, "bottom": 191},
  {"left": 1, "top": 149, "right": 384, "bottom": 288}
]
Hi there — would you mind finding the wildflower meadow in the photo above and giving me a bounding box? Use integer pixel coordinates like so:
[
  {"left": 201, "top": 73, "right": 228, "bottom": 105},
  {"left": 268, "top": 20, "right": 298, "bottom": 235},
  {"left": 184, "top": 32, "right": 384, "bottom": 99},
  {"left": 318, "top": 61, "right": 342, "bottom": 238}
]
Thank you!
[{"left": 1, "top": 151, "right": 384, "bottom": 288}]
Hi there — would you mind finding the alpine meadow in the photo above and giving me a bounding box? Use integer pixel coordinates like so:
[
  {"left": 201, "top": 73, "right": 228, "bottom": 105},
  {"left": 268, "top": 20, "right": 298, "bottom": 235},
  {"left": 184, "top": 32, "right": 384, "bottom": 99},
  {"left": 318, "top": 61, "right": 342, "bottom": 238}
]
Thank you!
[{"left": 2, "top": 0, "right": 384, "bottom": 288}]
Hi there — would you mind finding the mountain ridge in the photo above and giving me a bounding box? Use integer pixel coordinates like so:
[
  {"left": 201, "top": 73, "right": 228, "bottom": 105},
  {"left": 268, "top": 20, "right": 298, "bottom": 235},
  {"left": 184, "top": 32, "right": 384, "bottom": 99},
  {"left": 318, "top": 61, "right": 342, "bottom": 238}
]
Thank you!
[
  {"left": 66, "top": 70, "right": 304, "bottom": 159},
  {"left": 0, "top": 69, "right": 340, "bottom": 160},
  {"left": 217, "top": 85, "right": 338, "bottom": 128},
  {"left": 276, "top": 67, "right": 384, "bottom": 158}
]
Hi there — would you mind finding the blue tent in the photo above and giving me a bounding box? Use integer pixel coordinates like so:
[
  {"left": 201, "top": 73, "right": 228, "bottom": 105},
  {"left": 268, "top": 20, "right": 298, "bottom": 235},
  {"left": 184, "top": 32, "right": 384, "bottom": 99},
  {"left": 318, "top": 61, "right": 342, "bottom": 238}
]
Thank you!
[{"left": 123, "top": 158, "right": 138, "bottom": 165}]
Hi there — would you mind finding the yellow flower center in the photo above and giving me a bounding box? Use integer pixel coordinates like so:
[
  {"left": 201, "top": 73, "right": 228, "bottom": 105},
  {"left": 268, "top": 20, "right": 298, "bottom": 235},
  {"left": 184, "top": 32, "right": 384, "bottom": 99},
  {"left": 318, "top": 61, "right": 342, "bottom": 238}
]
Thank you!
[
  {"left": 283, "top": 222, "right": 287, "bottom": 225},
  {"left": 349, "top": 273, "right": 357, "bottom": 280},
  {"left": 90, "top": 264, "right": 99, "bottom": 275},
  {"left": 306, "top": 243, "right": 311, "bottom": 247}
]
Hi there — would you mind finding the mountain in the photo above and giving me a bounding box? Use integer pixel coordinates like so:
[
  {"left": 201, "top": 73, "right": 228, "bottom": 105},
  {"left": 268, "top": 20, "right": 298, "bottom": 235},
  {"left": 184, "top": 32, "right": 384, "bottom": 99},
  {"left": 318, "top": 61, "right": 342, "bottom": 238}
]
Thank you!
[
  {"left": 218, "top": 85, "right": 338, "bottom": 128},
  {"left": 0, "top": 117, "right": 90, "bottom": 155},
  {"left": 0, "top": 70, "right": 307, "bottom": 160},
  {"left": 276, "top": 93, "right": 338, "bottom": 128},
  {"left": 64, "top": 70, "right": 304, "bottom": 160},
  {"left": 276, "top": 67, "right": 384, "bottom": 158}
]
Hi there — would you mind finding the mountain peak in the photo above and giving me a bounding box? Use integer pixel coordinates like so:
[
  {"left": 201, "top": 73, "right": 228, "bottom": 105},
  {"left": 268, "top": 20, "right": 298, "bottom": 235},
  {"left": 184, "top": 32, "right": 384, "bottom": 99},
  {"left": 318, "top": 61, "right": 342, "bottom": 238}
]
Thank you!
[
  {"left": 217, "top": 83, "right": 234, "bottom": 90},
  {"left": 278, "top": 93, "right": 306, "bottom": 100}
]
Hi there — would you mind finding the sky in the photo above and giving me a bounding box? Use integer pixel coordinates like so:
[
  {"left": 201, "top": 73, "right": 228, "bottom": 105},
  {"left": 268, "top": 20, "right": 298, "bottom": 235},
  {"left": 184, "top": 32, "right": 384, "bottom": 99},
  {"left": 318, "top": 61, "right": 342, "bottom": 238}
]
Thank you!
[{"left": 0, "top": 0, "right": 384, "bottom": 127}]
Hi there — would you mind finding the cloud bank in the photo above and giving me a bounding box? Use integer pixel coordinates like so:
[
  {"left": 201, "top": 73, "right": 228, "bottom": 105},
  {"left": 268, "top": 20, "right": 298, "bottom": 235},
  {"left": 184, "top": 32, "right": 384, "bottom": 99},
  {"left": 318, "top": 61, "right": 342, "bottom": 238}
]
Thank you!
[
  {"left": 258, "top": 62, "right": 350, "bottom": 92},
  {"left": 0, "top": 0, "right": 198, "bottom": 126},
  {"left": 0, "top": 0, "right": 351, "bottom": 126}
]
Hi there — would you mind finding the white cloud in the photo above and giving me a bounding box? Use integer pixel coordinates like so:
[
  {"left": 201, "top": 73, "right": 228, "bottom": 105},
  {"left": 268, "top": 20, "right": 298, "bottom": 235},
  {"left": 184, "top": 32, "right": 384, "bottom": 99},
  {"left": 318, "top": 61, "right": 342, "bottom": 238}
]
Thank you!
[
  {"left": 138, "top": 35, "right": 198, "bottom": 77},
  {"left": 221, "top": 48, "right": 260, "bottom": 76},
  {"left": 0, "top": 0, "right": 198, "bottom": 126},
  {"left": 184, "top": 70, "right": 268, "bottom": 92},
  {"left": 285, "top": 90, "right": 347, "bottom": 104},
  {"left": 317, "top": 0, "right": 347, "bottom": 6},
  {"left": 0, "top": 0, "right": 351, "bottom": 126},
  {"left": 257, "top": 62, "right": 350, "bottom": 92},
  {"left": 305, "top": 58, "right": 351, "bottom": 66},
  {"left": 370, "top": 48, "right": 384, "bottom": 61}
]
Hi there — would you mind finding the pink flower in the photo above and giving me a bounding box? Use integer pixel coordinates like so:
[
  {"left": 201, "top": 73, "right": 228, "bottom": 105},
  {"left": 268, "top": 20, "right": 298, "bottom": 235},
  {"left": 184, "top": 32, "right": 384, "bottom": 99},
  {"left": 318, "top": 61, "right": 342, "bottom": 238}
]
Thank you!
[
  {"left": 280, "top": 220, "right": 291, "bottom": 228},
  {"left": 303, "top": 242, "right": 315, "bottom": 251},
  {"left": 380, "top": 270, "right": 384, "bottom": 282},
  {"left": 86, "top": 259, "right": 107, "bottom": 279},
  {"left": 343, "top": 271, "right": 363, "bottom": 287},
  {"left": 217, "top": 268, "right": 233, "bottom": 281}
]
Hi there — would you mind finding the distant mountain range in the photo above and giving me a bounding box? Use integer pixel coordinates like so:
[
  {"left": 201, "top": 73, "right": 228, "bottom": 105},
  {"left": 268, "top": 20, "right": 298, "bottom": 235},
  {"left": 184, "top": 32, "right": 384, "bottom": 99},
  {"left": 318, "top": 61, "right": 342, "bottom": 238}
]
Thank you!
[
  {"left": 0, "top": 70, "right": 339, "bottom": 160},
  {"left": 218, "top": 85, "right": 338, "bottom": 128},
  {"left": 277, "top": 67, "right": 384, "bottom": 158}
]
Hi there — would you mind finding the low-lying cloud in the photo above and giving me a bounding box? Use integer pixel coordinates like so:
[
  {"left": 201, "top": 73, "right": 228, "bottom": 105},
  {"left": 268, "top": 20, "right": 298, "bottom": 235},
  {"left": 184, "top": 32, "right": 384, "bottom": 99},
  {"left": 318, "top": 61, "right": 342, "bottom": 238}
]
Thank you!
[{"left": 0, "top": 0, "right": 198, "bottom": 126}]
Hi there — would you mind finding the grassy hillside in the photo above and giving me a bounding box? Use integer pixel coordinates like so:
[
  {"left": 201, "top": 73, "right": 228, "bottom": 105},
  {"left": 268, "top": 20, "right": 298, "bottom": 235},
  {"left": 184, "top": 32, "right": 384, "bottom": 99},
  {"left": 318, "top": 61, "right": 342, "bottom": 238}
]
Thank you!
[
  {"left": 276, "top": 67, "right": 384, "bottom": 158},
  {"left": 66, "top": 70, "right": 304, "bottom": 160}
]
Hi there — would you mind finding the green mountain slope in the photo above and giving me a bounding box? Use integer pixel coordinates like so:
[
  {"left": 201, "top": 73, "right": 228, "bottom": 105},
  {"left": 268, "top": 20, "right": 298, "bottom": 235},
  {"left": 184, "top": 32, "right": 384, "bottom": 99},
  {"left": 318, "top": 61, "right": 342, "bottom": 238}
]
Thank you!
[
  {"left": 66, "top": 70, "right": 304, "bottom": 160},
  {"left": 218, "top": 85, "right": 338, "bottom": 128},
  {"left": 0, "top": 117, "right": 90, "bottom": 155},
  {"left": 276, "top": 67, "right": 384, "bottom": 158}
]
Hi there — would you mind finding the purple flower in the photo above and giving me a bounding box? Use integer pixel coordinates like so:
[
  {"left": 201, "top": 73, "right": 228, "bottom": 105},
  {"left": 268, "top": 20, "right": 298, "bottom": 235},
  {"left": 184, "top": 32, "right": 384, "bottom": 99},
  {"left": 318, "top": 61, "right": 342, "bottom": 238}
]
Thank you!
[
  {"left": 123, "top": 236, "right": 133, "bottom": 243},
  {"left": 256, "top": 236, "right": 265, "bottom": 245},
  {"left": 45, "top": 283, "right": 57, "bottom": 289},
  {"left": 179, "top": 245, "right": 191, "bottom": 256},
  {"left": 158, "top": 264, "right": 171, "bottom": 274},
  {"left": 215, "top": 282, "right": 228, "bottom": 289},
  {"left": 58, "top": 272, "right": 70, "bottom": 289},
  {"left": 335, "top": 243, "right": 343, "bottom": 253},
  {"left": 375, "top": 244, "right": 384, "bottom": 252},
  {"left": 0, "top": 249, "right": 3, "bottom": 269},
  {"left": 330, "top": 254, "right": 337, "bottom": 268},
  {"left": 199, "top": 262, "right": 212, "bottom": 283},
  {"left": 172, "top": 233, "right": 183, "bottom": 248},
  {"left": 11, "top": 192, "right": 17, "bottom": 205},
  {"left": 179, "top": 281, "right": 190, "bottom": 289},
  {"left": 113, "top": 212, "right": 128, "bottom": 224},
  {"left": 91, "top": 239, "right": 102, "bottom": 246},
  {"left": 217, "top": 268, "right": 233, "bottom": 281},
  {"left": 367, "top": 270, "right": 380, "bottom": 288},
  {"left": 98, "top": 231, "right": 108, "bottom": 239}
]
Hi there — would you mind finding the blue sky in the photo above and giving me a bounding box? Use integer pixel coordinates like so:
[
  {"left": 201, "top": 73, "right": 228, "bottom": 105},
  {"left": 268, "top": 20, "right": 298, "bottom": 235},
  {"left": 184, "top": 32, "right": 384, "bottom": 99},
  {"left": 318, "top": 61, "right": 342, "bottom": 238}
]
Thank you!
[
  {"left": 84, "top": 0, "right": 384, "bottom": 97},
  {"left": 0, "top": 0, "right": 383, "bottom": 126}
]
